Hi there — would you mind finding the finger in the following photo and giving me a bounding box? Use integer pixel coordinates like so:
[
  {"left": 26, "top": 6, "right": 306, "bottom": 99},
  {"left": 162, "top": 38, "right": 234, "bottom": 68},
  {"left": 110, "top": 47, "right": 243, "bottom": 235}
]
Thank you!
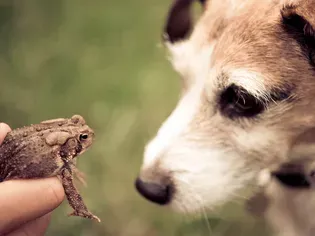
[
  {"left": 0, "top": 177, "right": 65, "bottom": 234},
  {"left": 5, "top": 213, "right": 52, "bottom": 236},
  {"left": 0, "top": 123, "right": 11, "bottom": 143}
]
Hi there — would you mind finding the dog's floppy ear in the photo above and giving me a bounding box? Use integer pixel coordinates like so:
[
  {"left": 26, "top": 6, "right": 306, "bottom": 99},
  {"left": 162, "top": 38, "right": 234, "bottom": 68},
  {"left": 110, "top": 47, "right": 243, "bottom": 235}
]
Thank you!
[
  {"left": 163, "top": 0, "right": 206, "bottom": 43},
  {"left": 281, "top": 1, "right": 315, "bottom": 65}
]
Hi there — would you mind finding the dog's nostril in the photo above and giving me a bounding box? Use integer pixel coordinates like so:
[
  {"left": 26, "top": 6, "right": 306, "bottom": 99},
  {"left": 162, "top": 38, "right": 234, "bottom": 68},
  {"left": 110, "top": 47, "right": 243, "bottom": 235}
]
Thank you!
[{"left": 135, "top": 177, "right": 172, "bottom": 205}]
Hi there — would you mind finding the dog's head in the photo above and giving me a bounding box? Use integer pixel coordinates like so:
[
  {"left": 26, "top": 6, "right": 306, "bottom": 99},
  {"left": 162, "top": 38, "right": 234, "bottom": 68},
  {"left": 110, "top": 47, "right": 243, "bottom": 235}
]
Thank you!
[{"left": 135, "top": 0, "right": 315, "bottom": 214}]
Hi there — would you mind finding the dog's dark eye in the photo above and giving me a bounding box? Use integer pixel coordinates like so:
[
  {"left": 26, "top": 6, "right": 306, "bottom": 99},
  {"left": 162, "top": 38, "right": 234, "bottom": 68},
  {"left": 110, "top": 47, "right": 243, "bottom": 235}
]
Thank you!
[
  {"left": 219, "top": 84, "right": 265, "bottom": 118},
  {"left": 79, "top": 134, "right": 89, "bottom": 141}
]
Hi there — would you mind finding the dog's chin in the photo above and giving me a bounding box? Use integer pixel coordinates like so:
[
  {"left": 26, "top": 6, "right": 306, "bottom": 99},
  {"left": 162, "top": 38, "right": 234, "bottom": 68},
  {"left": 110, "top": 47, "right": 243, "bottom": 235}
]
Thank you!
[
  {"left": 168, "top": 189, "right": 243, "bottom": 216},
  {"left": 168, "top": 195, "right": 226, "bottom": 216},
  {"left": 165, "top": 169, "right": 256, "bottom": 215}
]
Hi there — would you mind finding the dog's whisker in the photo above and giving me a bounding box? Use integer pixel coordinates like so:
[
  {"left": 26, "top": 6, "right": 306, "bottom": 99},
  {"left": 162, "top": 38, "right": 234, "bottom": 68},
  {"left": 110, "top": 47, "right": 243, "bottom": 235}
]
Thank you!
[{"left": 229, "top": 191, "right": 250, "bottom": 201}]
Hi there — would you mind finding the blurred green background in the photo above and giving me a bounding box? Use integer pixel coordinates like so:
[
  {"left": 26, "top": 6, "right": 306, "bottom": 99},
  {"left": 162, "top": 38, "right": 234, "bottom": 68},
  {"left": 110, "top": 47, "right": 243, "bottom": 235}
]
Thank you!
[{"left": 0, "top": 0, "right": 270, "bottom": 235}]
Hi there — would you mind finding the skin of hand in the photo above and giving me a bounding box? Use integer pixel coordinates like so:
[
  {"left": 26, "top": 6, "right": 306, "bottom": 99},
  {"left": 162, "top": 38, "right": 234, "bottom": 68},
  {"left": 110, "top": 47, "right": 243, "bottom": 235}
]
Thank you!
[{"left": 0, "top": 123, "right": 65, "bottom": 236}]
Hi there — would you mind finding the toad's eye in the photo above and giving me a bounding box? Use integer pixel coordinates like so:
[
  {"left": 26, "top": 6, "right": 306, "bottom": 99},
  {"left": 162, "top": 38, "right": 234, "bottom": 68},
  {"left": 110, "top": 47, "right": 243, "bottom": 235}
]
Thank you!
[
  {"left": 79, "top": 134, "right": 89, "bottom": 140},
  {"left": 219, "top": 84, "right": 265, "bottom": 118}
]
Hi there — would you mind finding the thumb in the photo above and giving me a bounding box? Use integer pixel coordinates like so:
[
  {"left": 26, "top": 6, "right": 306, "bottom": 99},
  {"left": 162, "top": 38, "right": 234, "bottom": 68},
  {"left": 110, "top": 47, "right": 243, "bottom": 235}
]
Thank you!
[{"left": 0, "top": 123, "right": 11, "bottom": 143}]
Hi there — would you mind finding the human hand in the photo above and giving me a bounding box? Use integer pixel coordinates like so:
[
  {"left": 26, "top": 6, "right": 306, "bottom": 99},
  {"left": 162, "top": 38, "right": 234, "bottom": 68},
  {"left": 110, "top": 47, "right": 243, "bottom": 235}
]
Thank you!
[{"left": 0, "top": 123, "right": 65, "bottom": 236}]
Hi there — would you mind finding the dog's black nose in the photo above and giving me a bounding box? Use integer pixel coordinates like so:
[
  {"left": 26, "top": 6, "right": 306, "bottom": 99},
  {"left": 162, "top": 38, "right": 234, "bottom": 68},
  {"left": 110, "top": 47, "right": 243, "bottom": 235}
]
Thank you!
[{"left": 135, "top": 177, "right": 172, "bottom": 205}]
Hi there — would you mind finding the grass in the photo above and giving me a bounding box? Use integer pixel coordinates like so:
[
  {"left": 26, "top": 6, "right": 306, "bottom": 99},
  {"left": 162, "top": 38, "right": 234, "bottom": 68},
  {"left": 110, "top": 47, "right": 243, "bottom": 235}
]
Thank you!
[{"left": 0, "top": 1, "right": 270, "bottom": 235}]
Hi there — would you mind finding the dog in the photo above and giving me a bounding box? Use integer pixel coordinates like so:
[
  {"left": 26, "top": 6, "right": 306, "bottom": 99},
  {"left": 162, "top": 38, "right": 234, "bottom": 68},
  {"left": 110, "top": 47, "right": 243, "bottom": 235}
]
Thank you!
[{"left": 135, "top": 0, "right": 315, "bottom": 235}]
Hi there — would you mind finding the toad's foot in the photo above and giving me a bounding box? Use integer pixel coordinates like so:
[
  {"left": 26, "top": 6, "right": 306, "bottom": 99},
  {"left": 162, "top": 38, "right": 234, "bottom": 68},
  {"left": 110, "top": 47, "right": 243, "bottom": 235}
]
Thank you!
[{"left": 68, "top": 211, "right": 101, "bottom": 222}]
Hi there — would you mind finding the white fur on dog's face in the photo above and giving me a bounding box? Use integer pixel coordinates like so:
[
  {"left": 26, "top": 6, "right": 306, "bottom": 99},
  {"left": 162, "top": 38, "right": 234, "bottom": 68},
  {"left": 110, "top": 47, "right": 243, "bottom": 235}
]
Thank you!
[
  {"left": 138, "top": 0, "right": 315, "bottom": 214},
  {"left": 140, "top": 37, "right": 290, "bottom": 213}
]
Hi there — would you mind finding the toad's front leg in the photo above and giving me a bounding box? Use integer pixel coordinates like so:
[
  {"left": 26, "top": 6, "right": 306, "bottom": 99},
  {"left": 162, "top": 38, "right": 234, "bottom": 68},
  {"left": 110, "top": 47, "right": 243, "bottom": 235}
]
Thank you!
[{"left": 60, "top": 166, "right": 101, "bottom": 222}]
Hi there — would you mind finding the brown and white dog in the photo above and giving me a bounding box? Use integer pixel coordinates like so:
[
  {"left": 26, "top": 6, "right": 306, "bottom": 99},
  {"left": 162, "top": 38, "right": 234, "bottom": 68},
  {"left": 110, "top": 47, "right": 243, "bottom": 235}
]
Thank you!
[{"left": 135, "top": 0, "right": 315, "bottom": 235}]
